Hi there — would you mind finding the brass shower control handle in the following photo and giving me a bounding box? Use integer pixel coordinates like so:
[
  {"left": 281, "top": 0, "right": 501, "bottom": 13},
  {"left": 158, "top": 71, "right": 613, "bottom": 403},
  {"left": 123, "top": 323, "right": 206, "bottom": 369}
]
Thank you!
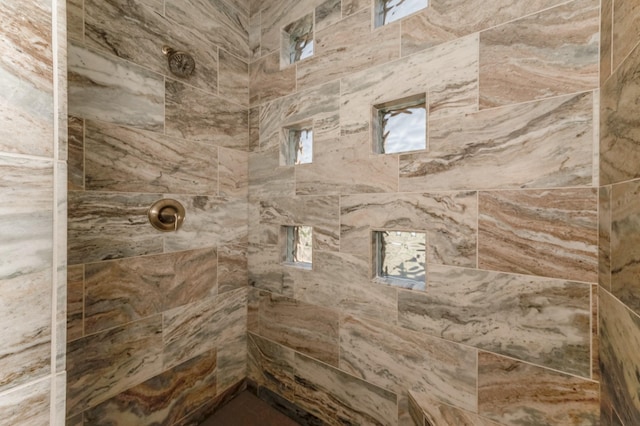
[{"left": 148, "top": 199, "right": 186, "bottom": 232}]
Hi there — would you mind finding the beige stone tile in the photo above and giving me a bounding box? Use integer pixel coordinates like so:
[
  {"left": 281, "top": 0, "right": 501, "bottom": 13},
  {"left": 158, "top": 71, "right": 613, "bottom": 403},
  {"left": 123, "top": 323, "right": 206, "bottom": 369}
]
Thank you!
[
  {"left": 250, "top": 51, "right": 296, "bottom": 106},
  {"left": 297, "top": 7, "right": 401, "bottom": 89},
  {"left": 249, "top": 11, "right": 261, "bottom": 60},
  {"left": 259, "top": 0, "right": 327, "bottom": 55},
  {"left": 600, "top": 41, "right": 640, "bottom": 185},
  {"left": 410, "top": 391, "right": 501, "bottom": 426},
  {"left": 66, "top": 315, "right": 163, "bottom": 416},
  {"left": 478, "top": 188, "right": 598, "bottom": 282},
  {"left": 0, "top": 378, "right": 50, "bottom": 426},
  {"left": 248, "top": 147, "right": 295, "bottom": 201},
  {"left": 219, "top": 49, "right": 249, "bottom": 107},
  {"left": 591, "top": 284, "right": 600, "bottom": 382},
  {"left": 247, "top": 240, "right": 292, "bottom": 296},
  {"left": 214, "top": 288, "right": 248, "bottom": 394},
  {"left": 612, "top": 0, "right": 640, "bottom": 71},
  {"left": 340, "top": 315, "right": 478, "bottom": 411},
  {"left": 67, "top": 116, "right": 84, "bottom": 191},
  {"left": 400, "top": 92, "right": 595, "bottom": 192},
  {"left": 218, "top": 242, "right": 248, "bottom": 294},
  {"left": 341, "top": 0, "right": 368, "bottom": 17},
  {"left": 248, "top": 332, "right": 296, "bottom": 400},
  {"left": 340, "top": 192, "right": 478, "bottom": 267},
  {"left": 67, "top": 0, "right": 83, "bottom": 42},
  {"left": 600, "top": 186, "right": 612, "bottom": 290},
  {"left": 294, "top": 352, "right": 398, "bottom": 425},
  {"left": 315, "top": 0, "right": 341, "bottom": 31},
  {"left": 219, "top": 147, "right": 249, "bottom": 198},
  {"left": 601, "top": 0, "right": 613, "bottom": 85},
  {"left": 84, "top": 119, "right": 218, "bottom": 194},
  {"left": 399, "top": 265, "right": 591, "bottom": 377},
  {"left": 67, "top": 265, "right": 84, "bottom": 342},
  {"left": 479, "top": 0, "right": 599, "bottom": 108},
  {"left": 478, "top": 352, "right": 599, "bottom": 425},
  {"left": 249, "top": 106, "right": 260, "bottom": 151},
  {"left": 165, "top": 80, "right": 249, "bottom": 151}
]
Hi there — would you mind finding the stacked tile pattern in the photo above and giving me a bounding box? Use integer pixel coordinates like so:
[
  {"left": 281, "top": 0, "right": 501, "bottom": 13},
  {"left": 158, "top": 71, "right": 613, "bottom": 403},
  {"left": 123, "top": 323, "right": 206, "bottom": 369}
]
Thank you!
[
  {"left": 248, "top": 0, "right": 602, "bottom": 425},
  {"left": 0, "top": 0, "right": 68, "bottom": 424},
  {"left": 65, "top": 0, "right": 250, "bottom": 423},
  {"left": 599, "top": 1, "right": 640, "bottom": 424}
]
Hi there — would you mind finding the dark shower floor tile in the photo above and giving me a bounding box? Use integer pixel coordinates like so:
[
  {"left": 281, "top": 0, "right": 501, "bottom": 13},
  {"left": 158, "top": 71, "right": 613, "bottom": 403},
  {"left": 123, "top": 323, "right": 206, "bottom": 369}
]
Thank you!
[{"left": 200, "top": 391, "right": 301, "bottom": 426}]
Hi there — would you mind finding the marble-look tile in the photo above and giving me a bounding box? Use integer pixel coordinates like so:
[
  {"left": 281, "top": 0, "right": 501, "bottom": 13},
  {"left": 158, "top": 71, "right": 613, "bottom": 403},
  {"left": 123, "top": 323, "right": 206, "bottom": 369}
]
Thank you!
[
  {"left": 591, "top": 284, "right": 599, "bottom": 382},
  {"left": 215, "top": 288, "right": 248, "bottom": 394},
  {"left": 67, "top": 265, "right": 84, "bottom": 342},
  {"left": 55, "top": 161, "right": 68, "bottom": 372},
  {"left": 601, "top": 0, "right": 613, "bottom": 85},
  {"left": 66, "top": 315, "right": 163, "bottom": 416},
  {"left": 612, "top": 0, "right": 640, "bottom": 70},
  {"left": 247, "top": 332, "right": 296, "bottom": 400},
  {"left": 478, "top": 188, "right": 598, "bottom": 282},
  {"left": 0, "top": 156, "right": 53, "bottom": 392},
  {"left": 84, "top": 247, "right": 217, "bottom": 334},
  {"left": 297, "top": 8, "right": 401, "bottom": 89},
  {"left": 218, "top": 242, "right": 248, "bottom": 294},
  {"left": 84, "top": 120, "right": 218, "bottom": 194},
  {"left": 341, "top": 34, "right": 478, "bottom": 135},
  {"left": 401, "top": 0, "right": 566, "bottom": 56},
  {"left": 341, "top": 0, "right": 367, "bottom": 17},
  {"left": 67, "top": 0, "right": 83, "bottom": 42},
  {"left": 162, "top": 195, "right": 247, "bottom": 253},
  {"left": 247, "top": 287, "right": 260, "bottom": 333},
  {"left": 478, "top": 351, "right": 599, "bottom": 425},
  {"left": 249, "top": 106, "right": 260, "bottom": 151},
  {"left": 600, "top": 41, "right": 640, "bottom": 185},
  {"left": 400, "top": 92, "right": 595, "bottom": 192},
  {"left": 219, "top": 49, "right": 249, "bottom": 107},
  {"left": 259, "top": 0, "right": 327, "bottom": 55},
  {"left": 340, "top": 314, "right": 477, "bottom": 412},
  {"left": 315, "top": 0, "right": 341, "bottom": 32},
  {"left": 249, "top": 52, "right": 296, "bottom": 106},
  {"left": 173, "top": 379, "right": 245, "bottom": 426},
  {"left": 256, "top": 386, "right": 324, "bottom": 426},
  {"left": 67, "top": 191, "right": 163, "bottom": 265},
  {"left": 84, "top": 0, "right": 219, "bottom": 94},
  {"left": 610, "top": 179, "right": 640, "bottom": 315},
  {"left": 55, "top": 372, "right": 67, "bottom": 426},
  {"left": 293, "top": 250, "right": 397, "bottom": 324},
  {"left": 258, "top": 292, "right": 339, "bottom": 366},
  {"left": 0, "top": 0, "right": 54, "bottom": 157},
  {"left": 248, "top": 240, "right": 292, "bottom": 296},
  {"left": 259, "top": 195, "right": 339, "bottom": 251},
  {"left": 166, "top": 0, "right": 249, "bottom": 60},
  {"left": 248, "top": 148, "right": 295, "bottom": 200},
  {"left": 340, "top": 192, "right": 477, "bottom": 267},
  {"left": 479, "top": 0, "right": 599, "bottom": 108},
  {"left": 218, "top": 147, "right": 248, "bottom": 198},
  {"left": 165, "top": 80, "right": 249, "bottom": 151},
  {"left": 67, "top": 413, "right": 83, "bottom": 426},
  {"left": 600, "top": 186, "right": 612, "bottom": 290},
  {"left": 68, "top": 43, "right": 164, "bottom": 131},
  {"left": 68, "top": 116, "right": 84, "bottom": 191},
  {"left": 0, "top": 377, "right": 50, "bottom": 425},
  {"left": 56, "top": 0, "right": 69, "bottom": 162},
  {"left": 249, "top": 12, "right": 261, "bottom": 60},
  {"left": 83, "top": 349, "right": 217, "bottom": 426},
  {"left": 410, "top": 392, "right": 501, "bottom": 426},
  {"left": 294, "top": 352, "right": 398, "bottom": 426},
  {"left": 399, "top": 265, "right": 591, "bottom": 377}
]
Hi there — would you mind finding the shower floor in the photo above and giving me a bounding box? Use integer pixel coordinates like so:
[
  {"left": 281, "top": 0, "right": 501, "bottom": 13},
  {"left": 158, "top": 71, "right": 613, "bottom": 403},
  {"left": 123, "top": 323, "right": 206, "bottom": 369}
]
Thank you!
[{"left": 200, "top": 391, "right": 300, "bottom": 426}]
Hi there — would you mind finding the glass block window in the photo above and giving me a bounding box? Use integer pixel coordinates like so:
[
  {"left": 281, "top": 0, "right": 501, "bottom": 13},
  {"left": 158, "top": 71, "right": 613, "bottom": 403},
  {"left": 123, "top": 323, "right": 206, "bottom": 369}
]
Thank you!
[
  {"left": 375, "top": 0, "right": 428, "bottom": 27},
  {"left": 284, "top": 127, "right": 313, "bottom": 165},
  {"left": 373, "top": 94, "right": 427, "bottom": 154},
  {"left": 282, "top": 13, "right": 314, "bottom": 65},
  {"left": 374, "top": 230, "right": 426, "bottom": 290},
  {"left": 283, "top": 225, "right": 313, "bottom": 268}
]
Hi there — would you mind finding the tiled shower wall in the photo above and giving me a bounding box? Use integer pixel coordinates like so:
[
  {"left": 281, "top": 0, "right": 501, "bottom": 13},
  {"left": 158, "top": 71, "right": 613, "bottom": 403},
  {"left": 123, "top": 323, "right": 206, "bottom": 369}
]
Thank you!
[
  {"left": 247, "top": 0, "right": 602, "bottom": 424},
  {"left": 64, "top": 0, "right": 250, "bottom": 423},
  {"left": 599, "top": 0, "right": 640, "bottom": 424},
  {"left": 0, "top": 0, "right": 67, "bottom": 424}
]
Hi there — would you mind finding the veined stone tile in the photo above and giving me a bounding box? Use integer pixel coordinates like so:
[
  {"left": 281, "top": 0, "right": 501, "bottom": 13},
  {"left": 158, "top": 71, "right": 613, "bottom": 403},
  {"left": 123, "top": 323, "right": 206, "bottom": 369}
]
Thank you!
[
  {"left": 399, "top": 265, "right": 591, "bottom": 377},
  {"left": 249, "top": 11, "right": 260, "bottom": 60},
  {"left": 612, "top": 0, "right": 640, "bottom": 70},
  {"left": 258, "top": 292, "right": 339, "bottom": 366},
  {"left": 0, "top": 0, "right": 54, "bottom": 157},
  {"left": 600, "top": 289, "right": 640, "bottom": 425},
  {"left": 68, "top": 43, "right": 164, "bottom": 132},
  {"left": 601, "top": 0, "right": 613, "bottom": 85},
  {"left": 259, "top": 195, "right": 339, "bottom": 251},
  {"left": 248, "top": 332, "right": 296, "bottom": 400},
  {"left": 219, "top": 49, "right": 249, "bottom": 107},
  {"left": 340, "top": 192, "right": 477, "bottom": 267},
  {"left": 166, "top": 0, "right": 249, "bottom": 60},
  {"left": 610, "top": 179, "right": 640, "bottom": 315},
  {"left": 67, "top": 0, "right": 83, "bottom": 42},
  {"left": 340, "top": 315, "right": 477, "bottom": 412},
  {"left": 162, "top": 195, "right": 247, "bottom": 253},
  {"left": 0, "top": 156, "right": 53, "bottom": 392},
  {"left": 247, "top": 288, "right": 260, "bottom": 333},
  {"left": 410, "top": 391, "right": 501, "bottom": 426},
  {"left": 478, "top": 188, "right": 598, "bottom": 282},
  {"left": 249, "top": 106, "right": 259, "bottom": 151},
  {"left": 84, "top": 349, "right": 217, "bottom": 426},
  {"left": 600, "top": 186, "right": 612, "bottom": 290},
  {"left": 259, "top": 0, "right": 327, "bottom": 55},
  {"left": 591, "top": 284, "right": 599, "bottom": 382},
  {"left": 293, "top": 250, "right": 397, "bottom": 324},
  {"left": 224, "top": 0, "right": 250, "bottom": 16},
  {"left": 68, "top": 116, "right": 84, "bottom": 191},
  {"left": 66, "top": 315, "right": 163, "bottom": 416},
  {"left": 478, "top": 351, "right": 599, "bottom": 425},
  {"left": 67, "top": 413, "right": 83, "bottom": 426},
  {"left": 247, "top": 241, "right": 291, "bottom": 296},
  {"left": 84, "top": 120, "right": 218, "bottom": 194},
  {"left": 248, "top": 147, "right": 295, "bottom": 201},
  {"left": 84, "top": 0, "right": 219, "bottom": 94},
  {"left": 0, "top": 377, "right": 50, "bottom": 426},
  {"left": 400, "top": 92, "right": 595, "bottom": 192},
  {"left": 249, "top": 52, "right": 296, "bottom": 106},
  {"left": 84, "top": 247, "right": 217, "bottom": 334},
  {"left": 294, "top": 352, "right": 398, "bottom": 426},
  {"left": 600, "top": 41, "right": 640, "bottom": 185},
  {"left": 67, "top": 265, "right": 84, "bottom": 342},
  {"left": 214, "top": 288, "right": 248, "bottom": 394},
  {"left": 479, "top": 0, "right": 599, "bottom": 108},
  {"left": 315, "top": 0, "right": 341, "bottom": 32},
  {"left": 341, "top": 0, "right": 367, "bottom": 17},
  {"left": 341, "top": 33, "right": 478, "bottom": 135},
  {"left": 165, "top": 79, "right": 249, "bottom": 151},
  {"left": 55, "top": 161, "right": 68, "bottom": 371},
  {"left": 67, "top": 191, "right": 163, "bottom": 265},
  {"left": 56, "top": 3, "right": 69, "bottom": 161},
  {"left": 218, "top": 242, "right": 248, "bottom": 293},
  {"left": 297, "top": 8, "right": 401, "bottom": 89},
  {"left": 401, "top": 0, "right": 567, "bottom": 56},
  {"left": 219, "top": 147, "right": 249, "bottom": 198}
]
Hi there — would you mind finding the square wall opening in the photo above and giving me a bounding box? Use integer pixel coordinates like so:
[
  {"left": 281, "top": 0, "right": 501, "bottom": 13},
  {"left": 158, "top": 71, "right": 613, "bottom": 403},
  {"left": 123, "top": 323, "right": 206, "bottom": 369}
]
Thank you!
[
  {"left": 282, "top": 225, "right": 313, "bottom": 269},
  {"left": 373, "top": 93, "right": 427, "bottom": 154},
  {"left": 375, "top": 0, "right": 429, "bottom": 27},
  {"left": 373, "top": 230, "right": 426, "bottom": 290},
  {"left": 281, "top": 13, "right": 314, "bottom": 66}
]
